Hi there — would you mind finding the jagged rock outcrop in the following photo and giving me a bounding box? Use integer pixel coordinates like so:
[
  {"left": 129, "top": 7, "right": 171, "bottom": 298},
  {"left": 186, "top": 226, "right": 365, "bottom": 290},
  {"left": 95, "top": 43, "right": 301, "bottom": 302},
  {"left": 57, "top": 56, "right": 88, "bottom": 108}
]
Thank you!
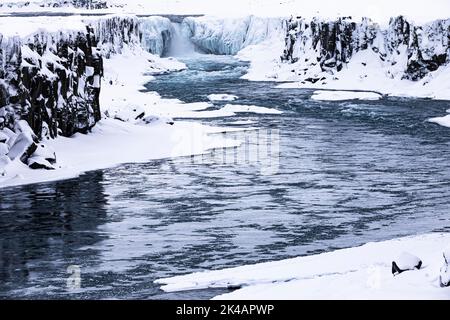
[
  {"left": 282, "top": 16, "right": 450, "bottom": 81},
  {"left": 0, "top": 26, "right": 103, "bottom": 139},
  {"left": 0, "top": 15, "right": 147, "bottom": 170}
]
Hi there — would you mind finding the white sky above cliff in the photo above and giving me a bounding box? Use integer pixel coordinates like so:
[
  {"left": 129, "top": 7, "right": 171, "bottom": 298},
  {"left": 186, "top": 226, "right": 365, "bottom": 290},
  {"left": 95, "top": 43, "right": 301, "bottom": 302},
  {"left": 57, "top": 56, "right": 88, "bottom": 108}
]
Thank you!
[
  {"left": 106, "top": 0, "right": 450, "bottom": 23},
  {"left": 0, "top": 0, "right": 449, "bottom": 24}
]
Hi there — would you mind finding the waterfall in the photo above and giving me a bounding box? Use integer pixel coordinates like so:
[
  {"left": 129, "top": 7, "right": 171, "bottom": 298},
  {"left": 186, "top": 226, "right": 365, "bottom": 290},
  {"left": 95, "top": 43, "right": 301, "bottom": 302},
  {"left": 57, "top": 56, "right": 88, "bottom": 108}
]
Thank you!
[{"left": 167, "top": 22, "right": 197, "bottom": 57}]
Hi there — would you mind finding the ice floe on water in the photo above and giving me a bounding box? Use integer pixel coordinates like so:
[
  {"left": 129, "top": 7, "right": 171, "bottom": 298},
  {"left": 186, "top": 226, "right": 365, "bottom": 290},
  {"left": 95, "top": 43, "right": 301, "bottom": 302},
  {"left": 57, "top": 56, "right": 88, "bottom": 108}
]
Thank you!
[
  {"left": 207, "top": 94, "right": 239, "bottom": 101},
  {"left": 311, "top": 90, "right": 383, "bottom": 101},
  {"left": 221, "top": 104, "right": 283, "bottom": 115},
  {"left": 429, "top": 115, "right": 450, "bottom": 128}
]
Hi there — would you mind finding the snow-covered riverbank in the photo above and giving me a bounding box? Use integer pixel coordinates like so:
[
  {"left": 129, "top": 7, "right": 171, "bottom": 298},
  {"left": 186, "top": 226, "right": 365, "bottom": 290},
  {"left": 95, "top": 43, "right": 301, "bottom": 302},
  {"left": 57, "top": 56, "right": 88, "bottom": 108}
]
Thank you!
[
  {"left": 156, "top": 233, "right": 450, "bottom": 300},
  {"left": 0, "top": 45, "right": 252, "bottom": 188}
]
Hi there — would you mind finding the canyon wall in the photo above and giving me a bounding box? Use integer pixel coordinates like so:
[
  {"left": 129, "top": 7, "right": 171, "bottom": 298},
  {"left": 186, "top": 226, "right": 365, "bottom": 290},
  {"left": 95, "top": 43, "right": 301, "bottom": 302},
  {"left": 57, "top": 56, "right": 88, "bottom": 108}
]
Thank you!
[{"left": 282, "top": 16, "right": 450, "bottom": 81}]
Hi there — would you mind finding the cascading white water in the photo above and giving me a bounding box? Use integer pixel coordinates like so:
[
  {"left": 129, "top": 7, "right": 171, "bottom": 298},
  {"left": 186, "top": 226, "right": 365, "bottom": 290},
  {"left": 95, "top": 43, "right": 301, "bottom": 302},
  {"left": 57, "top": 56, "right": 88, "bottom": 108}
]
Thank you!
[{"left": 167, "top": 22, "right": 197, "bottom": 57}]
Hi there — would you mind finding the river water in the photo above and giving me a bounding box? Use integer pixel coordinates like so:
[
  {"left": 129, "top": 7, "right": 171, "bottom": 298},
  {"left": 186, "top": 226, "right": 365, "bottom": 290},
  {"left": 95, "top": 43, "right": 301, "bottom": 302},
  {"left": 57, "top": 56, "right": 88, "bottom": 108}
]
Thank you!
[{"left": 1, "top": 54, "right": 450, "bottom": 299}]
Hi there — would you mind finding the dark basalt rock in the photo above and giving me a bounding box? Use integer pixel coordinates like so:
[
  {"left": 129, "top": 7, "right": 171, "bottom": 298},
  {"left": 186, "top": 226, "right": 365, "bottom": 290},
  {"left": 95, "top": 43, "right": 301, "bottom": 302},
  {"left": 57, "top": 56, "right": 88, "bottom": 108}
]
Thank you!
[
  {"left": 440, "top": 253, "right": 450, "bottom": 287},
  {"left": 282, "top": 15, "right": 450, "bottom": 81},
  {"left": 0, "top": 1, "right": 108, "bottom": 10},
  {"left": 0, "top": 16, "right": 141, "bottom": 143},
  {"left": 28, "top": 156, "right": 55, "bottom": 170}
]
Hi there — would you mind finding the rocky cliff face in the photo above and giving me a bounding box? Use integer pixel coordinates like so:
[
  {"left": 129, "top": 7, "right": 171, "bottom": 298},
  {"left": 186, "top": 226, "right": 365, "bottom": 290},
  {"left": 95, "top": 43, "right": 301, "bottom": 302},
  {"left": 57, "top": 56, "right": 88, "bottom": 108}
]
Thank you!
[
  {"left": 282, "top": 16, "right": 450, "bottom": 81},
  {"left": 0, "top": 15, "right": 143, "bottom": 171},
  {"left": 0, "top": 26, "right": 103, "bottom": 139},
  {"left": 0, "top": 0, "right": 108, "bottom": 10}
]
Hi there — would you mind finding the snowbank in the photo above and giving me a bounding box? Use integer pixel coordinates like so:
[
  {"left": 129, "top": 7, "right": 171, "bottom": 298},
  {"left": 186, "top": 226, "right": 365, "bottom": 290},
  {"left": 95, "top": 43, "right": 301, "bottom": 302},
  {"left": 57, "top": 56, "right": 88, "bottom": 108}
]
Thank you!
[
  {"left": 0, "top": 118, "right": 242, "bottom": 188},
  {"left": 156, "top": 233, "right": 450, "bottom": 300},
  {"left": 311, "top": 91, "right": 383, "bottom": 101}
]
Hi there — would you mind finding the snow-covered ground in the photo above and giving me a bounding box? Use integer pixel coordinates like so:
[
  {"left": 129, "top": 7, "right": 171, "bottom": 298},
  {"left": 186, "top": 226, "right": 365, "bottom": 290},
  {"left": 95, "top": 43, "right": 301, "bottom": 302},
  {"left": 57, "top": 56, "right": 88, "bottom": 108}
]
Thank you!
[{"left": 156, "top": 233, "right": 450, "bottom": 300}]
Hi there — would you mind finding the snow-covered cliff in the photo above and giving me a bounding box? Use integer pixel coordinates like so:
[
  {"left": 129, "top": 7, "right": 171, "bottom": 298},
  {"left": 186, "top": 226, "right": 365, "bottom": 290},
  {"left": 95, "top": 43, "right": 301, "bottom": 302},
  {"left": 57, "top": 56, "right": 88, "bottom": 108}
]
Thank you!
[
  {"left": 281, "top": 15, "right": 450, "bottom": 82},
  {"left": 182, "top": 16, "right": 286, "bottom": 55},
  {"left": 1, "top": 13, "right": 449, "bottom": 174},
  {"left": 140, "top": 17, "right": 174, "bottom": 56},
  {"left": 0, "top": 0, "right": 108, "bottom": 10}
]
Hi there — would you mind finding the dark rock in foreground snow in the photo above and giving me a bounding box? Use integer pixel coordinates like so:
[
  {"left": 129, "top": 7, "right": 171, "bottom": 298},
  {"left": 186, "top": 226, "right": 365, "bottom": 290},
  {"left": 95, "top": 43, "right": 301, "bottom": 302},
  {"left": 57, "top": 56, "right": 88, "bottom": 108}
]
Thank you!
[{"left": 392, "top": 252, "right": 422, "bottom": 275}]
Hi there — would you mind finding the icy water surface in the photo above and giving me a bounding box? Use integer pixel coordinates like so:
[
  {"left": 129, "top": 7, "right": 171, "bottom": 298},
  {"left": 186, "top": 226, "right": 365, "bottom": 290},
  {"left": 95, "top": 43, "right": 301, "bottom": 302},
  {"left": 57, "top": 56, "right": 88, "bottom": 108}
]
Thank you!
[{"left": 1, "top": 54, "right": 450, "bottom": 299}]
